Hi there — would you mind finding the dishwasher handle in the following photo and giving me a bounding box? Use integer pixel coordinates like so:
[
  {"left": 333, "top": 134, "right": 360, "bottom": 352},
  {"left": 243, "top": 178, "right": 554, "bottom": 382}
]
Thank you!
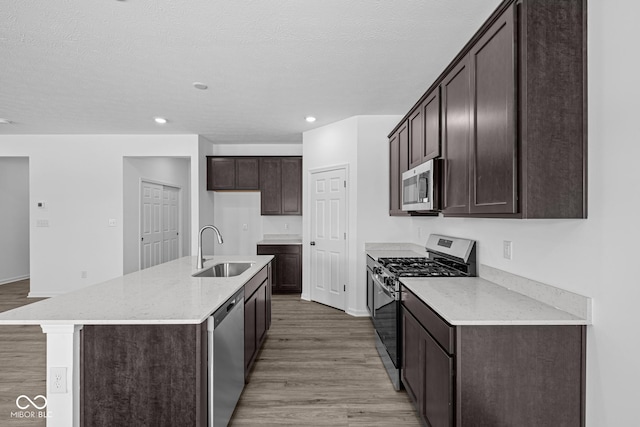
[{"left": 213, "top": 289, "right": 244, "bottom": 327}]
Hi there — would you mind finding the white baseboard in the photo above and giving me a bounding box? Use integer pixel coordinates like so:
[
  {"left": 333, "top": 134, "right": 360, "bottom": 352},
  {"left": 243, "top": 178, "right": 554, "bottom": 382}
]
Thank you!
[
  {"left": 0, "top": 275, "right": 30, "bottom": 286},
  {"left": 346, "top": 308, "right": 370, "bottom": 317},
  {"left": 28, "top": 291, "right": 59, "bottom": 298}
]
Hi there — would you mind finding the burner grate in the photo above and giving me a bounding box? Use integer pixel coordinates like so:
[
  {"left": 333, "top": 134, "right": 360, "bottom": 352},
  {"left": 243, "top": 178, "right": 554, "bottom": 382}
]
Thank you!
[{"left": 378, "top": 257, "right": 467, "bottom": 278}]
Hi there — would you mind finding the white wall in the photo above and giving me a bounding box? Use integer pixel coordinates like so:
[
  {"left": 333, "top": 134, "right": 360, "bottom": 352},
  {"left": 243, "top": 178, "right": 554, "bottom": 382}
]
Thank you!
[
  {"left": 0, "top": 157, "right": 30, "bottom": 284},
  {"left": 302, "top": 116, "right": 413, "bottom": 313},
  {"left": 0, "top": 135, "right": 204, "bottom": 296},
  {"left": 210, "top": 143, "right": 303, "bottom": 256},
  {"left": 198, "top": 136, "right": 217, "bottom": 256},
  {"left": 122, "top": 157, "right": 191, "bottom": 274}
]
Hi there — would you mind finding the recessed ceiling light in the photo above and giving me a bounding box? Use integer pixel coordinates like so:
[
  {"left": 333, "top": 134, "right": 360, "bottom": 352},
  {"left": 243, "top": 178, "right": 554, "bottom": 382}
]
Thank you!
[
  {"left": 0, "top": 118, "right": 12, "bottom": 124},
  {"left": 305, "top": 116, "right": 316, "bottom": 123},
  {"left": 154, "top": 117, "right": 168, "bottom": 124},
  {"left": 193, "top": 82, "right": 208, "bottom": 90}
]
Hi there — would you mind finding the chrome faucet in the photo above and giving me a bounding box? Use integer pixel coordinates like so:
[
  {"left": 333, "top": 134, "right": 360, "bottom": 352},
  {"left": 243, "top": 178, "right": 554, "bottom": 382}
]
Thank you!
[{"left": 197, "top": 225, "right": 224, "bottom": 269}]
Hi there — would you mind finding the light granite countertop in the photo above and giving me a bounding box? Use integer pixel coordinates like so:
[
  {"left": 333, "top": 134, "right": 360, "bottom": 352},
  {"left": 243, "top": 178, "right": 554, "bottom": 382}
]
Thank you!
[
  {"left": 257, "top": 234, "right": 302, "bottom": 245},
  {"left": 401, "top": 277, "right": 587, "bottom": 326},
  {"left": 0, "top": 255, "right": 273, "bottom": 326}
]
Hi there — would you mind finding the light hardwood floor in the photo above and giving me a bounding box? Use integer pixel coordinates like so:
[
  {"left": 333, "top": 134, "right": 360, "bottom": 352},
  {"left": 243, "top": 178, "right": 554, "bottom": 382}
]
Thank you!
[
  {"left": 231, "top": 295, "right": 421, "bottom": 426},
  {"left": 0, "top": 283, "right": 420, "bottom": 426},
  {"left": 0, "top": 280, "right": 46, "bottom": 427}
]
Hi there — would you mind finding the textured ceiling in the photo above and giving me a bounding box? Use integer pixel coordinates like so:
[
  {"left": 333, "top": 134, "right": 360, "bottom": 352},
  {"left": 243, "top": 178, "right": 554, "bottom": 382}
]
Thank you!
[{"left": 1, "top": 0, "right": 501, "bottom": 143}]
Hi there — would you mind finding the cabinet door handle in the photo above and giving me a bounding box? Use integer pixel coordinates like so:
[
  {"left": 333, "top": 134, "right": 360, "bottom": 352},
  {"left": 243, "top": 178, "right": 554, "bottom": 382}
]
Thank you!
[{"left": 310, "top": 241, "right": 316, "bottom": 246}]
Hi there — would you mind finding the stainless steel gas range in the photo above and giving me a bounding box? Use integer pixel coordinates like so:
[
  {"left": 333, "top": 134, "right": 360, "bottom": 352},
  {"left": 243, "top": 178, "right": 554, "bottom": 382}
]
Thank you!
[{"left": 366, "top": 234, "right": 477, "bottom": 390}]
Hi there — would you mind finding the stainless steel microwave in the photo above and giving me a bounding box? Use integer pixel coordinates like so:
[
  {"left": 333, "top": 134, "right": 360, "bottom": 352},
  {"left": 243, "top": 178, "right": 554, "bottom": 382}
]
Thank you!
[{"left": 401, "top": 160, "right": 438, "bottom": 212}]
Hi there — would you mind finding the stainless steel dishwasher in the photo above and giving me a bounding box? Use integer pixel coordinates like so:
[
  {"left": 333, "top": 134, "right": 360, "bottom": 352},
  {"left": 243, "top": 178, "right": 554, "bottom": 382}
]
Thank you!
[{"left": 208, "top": 288, "right": 244, "bottom": 427}]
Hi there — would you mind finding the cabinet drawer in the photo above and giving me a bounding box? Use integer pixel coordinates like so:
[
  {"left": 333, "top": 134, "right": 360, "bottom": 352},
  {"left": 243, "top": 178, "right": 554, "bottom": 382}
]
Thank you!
[
  {"left": 245, "top": 266, "right": 268, "bottom": 299},
  {"left": 401, "top": 286, "right": 454, "bottom": 354}
]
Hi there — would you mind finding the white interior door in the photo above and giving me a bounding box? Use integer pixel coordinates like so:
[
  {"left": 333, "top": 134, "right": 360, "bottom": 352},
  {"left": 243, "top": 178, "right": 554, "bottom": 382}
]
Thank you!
[
  {"left": 141, "top": 181, "right": 181, "bottom": 269},
  {"left": 162, "top": 186, "right": 179, "bottom": 263},
  {"left": 310, "top": 167, "right": 347, "bottom": 310},
  {"left": 141, "top": 182, "right": 163, "bottom": 269}
]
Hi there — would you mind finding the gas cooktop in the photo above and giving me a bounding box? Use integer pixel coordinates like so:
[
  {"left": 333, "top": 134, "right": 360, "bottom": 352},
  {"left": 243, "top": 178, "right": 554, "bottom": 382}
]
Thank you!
[{"left": 377, "top": 257, "right": 466, "bottom": 278}]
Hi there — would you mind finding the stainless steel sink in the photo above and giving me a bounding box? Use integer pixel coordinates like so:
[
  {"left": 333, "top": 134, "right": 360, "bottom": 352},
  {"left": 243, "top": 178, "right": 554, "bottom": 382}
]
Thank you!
[{"left": 192, "top": 262, "right": 254, "bottom": 278}]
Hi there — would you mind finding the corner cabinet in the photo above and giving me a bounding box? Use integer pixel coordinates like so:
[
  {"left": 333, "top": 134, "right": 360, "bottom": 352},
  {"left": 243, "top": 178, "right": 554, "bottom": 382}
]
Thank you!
[
  {"left": 260, "top": 157, "right": 302, "bottom": 216},
  {"left": 401, "top": 286, "right": 586, "bottom": 427}
]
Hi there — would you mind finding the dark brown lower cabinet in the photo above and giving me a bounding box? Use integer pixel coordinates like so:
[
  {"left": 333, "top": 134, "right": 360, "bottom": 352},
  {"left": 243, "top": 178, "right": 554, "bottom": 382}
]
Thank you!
[
  {"left": 402, "top": 308, "right": 453, "bottom": 427},
  {"left": 244, "top": 264, "right": 272, "bottom": 379},
  {"left": 81, "top": 323, "right": 208, "bottom": 427},
  {"left": 401, "top": 286, "right": 586, "bottom": 427},
  {"left": 257, "top": 244, "right": 302, "bottom": 293}
]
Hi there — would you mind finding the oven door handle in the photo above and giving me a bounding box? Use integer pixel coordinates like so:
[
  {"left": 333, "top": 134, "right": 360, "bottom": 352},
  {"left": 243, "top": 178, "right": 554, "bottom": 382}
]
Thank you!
[{"left": 373, "top": 274, "right": 396, "bottom": 300}]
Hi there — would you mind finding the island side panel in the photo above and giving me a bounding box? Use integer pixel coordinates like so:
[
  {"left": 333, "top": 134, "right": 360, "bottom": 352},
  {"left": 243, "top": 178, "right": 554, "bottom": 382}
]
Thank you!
[
  {"left": 81, "top": 322, "right": 207, "bottom": 427},
  {"left": 455, "top": 325, "right": 585, "bottom": 427}
]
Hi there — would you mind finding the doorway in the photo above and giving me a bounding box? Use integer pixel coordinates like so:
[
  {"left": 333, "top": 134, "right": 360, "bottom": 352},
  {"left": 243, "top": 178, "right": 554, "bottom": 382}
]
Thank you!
[
  {"left": 140, "top": 181, "right": 181, "bottom": 270},
  {"left": 0, "top": 157, "right": 30, "bottom": 286},
  {"left": 309, "top": 165, "right": 348, "bottom": 311}
]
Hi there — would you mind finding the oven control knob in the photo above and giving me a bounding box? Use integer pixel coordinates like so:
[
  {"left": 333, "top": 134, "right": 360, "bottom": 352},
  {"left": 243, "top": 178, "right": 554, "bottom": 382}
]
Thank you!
[{"left": 373, "top": 267, "right": 383, "bottom": 275}]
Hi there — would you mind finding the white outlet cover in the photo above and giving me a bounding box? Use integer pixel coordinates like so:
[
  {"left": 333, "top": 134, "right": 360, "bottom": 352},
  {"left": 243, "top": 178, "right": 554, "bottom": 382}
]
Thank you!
[
  {"left": 50, "top": 367, "right": 67, "bottom": 393},
  {"left": 503, "top": 241, "right": 513, "bottom": 260}
]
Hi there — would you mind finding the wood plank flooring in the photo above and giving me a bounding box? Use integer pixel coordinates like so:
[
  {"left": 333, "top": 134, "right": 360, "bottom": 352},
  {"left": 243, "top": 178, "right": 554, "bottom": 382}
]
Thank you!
[
  {"left": 0, "top": 283, "right": 420, "bottom": 426},
  {"left": 231, "top": 295, "right": 421, "bottom": 426},
  {"left": 0, "top": 280, "right": 46, "bottom": 427}
]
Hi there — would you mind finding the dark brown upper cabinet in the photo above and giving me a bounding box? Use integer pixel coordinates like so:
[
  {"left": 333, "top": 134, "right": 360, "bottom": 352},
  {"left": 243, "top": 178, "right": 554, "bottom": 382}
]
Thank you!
[
  {"left": 442, "top": 5, "right": 517, "bottom": 216},
  {"left": 207, "top": 157, "right": 260, "bottom": 191},
  {"left": 389, "top": 0, "right": 587, "bottom": 219},
  {"left": 389, "top": 121, "right": 409, "bottom": 216},
  {"left": 468, "top": 7, "right": 516, "bottom": 215},
  {"left": 442, "top": 58, "right": 472, "bottom": 216},
  {"left": 409, "top": 88, "right": 441, "bottom": 169},
  {"left": 260, "top": 157, "right": 302, "bottom": 216}
]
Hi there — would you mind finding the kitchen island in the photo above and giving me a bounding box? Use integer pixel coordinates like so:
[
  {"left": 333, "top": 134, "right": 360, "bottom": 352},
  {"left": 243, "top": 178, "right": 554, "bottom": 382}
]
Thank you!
[{"left": 0, "top": 255, "right": 273, "bottom": 427}]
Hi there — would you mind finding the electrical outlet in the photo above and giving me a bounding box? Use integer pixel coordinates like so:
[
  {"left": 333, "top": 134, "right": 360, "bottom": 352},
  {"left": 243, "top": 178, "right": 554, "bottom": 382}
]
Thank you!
[
  {"left": 50, "top": 367, "right": 67, "bottom": 393},
  {"left": 503, "top": 241, "right": 513, "bottom": 260},
  {"left": 108, "top": 218, "right": 117, "bottom": 227},
  {"left": 36, "top": 219, "right": 49, "bottom": 227},
  {"left": 242, "top": 223, "right": 248, "bottom": 231},
  {"left": 284, "top": 223, "right": 289, "bottom": 230},
  {"left": 81, "top": 271, "right": 87, "bottom": 279}
]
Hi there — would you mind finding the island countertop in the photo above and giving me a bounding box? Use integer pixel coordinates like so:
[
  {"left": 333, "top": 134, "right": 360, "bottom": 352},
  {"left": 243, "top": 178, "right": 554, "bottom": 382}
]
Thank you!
[{"left": 0, "top": 255, "right": 273, "bottom": 326}]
